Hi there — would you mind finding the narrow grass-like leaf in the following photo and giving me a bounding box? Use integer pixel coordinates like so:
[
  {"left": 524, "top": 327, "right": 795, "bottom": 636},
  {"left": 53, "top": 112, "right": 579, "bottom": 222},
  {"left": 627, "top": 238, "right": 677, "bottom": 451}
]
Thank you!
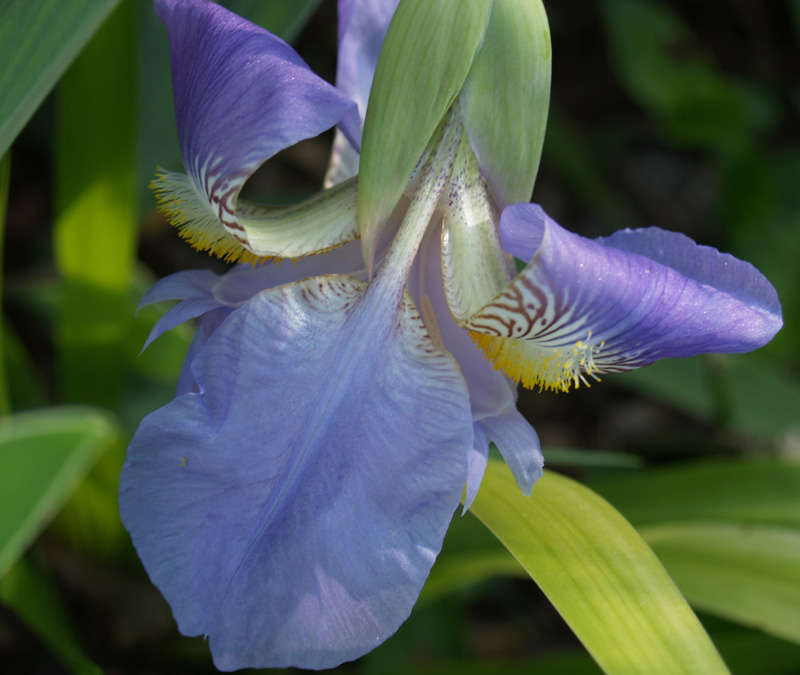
[
  {"left": 470, "top": 460, "right": 729, "bottom": 675},
  {"left": 610, "top": 352, "right": 800, "bottom": 439},
  {"left": 0, "top": 407, "right": 120, "bottom": 577},
  {"left": 641, "top": 522, "right": 800, "bottom": 644},
  {"left": 589, "top": 459, "right": 800, "bottom": 529},
  {"left": 0, "top": 150, "right": 10, "bottom": 416},
  {"left": 0, "top": 557, "right": 102, "bottom": 674},
  {"left": 0, "top": 0, "right": 120, "bottom": 157},
  {"left": 54, "top": 0, "right": 137, "bottom": 406},
  {"left": 544, "top": 446, "right": 644, "bottom": 469}
]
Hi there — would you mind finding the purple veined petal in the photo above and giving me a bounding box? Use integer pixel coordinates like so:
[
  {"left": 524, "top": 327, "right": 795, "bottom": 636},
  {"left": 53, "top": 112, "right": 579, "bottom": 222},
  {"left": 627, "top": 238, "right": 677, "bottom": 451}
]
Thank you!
[
  {"left": 139, "top": 237, "right": 372, "bottom": 349},
  {"left": 202, "top": 237, "right": 371, "bottom": 306},
  {"left": 138, "top": 269, "right": 220, "bottom": 349},
  {"left": 157, "top": 0, "right": 360, "bottom": 183},
  {"left": 410, "top": 223, "right": 519, "bottom": 420},
  {"left": 409, "top": 222, "right": 542, "bottom": 497},
  {"left": 143, "top": 297, "right": 223, "bottom": 351},
  {"left": 154, "top": 0, "right": 360, "bottom": 258},
  {"left": 597, "top": 226, "right": 782, "bottom": 320},
  {"left": 209, "top": 238, "right": 370, "bottom": 302},
  {"left": 138, "top": 268, "right": 218, "bottom": 309},
  {"left": 175, "top": 307, "right": 230, "bottom": 395},
  {"left": 120, "top": 272, "right": 474, "bottom": 670},
  {"left": 470, "top": 203, "right": 783, "bottom": 392},
  {"left": 325, "top": 0, "right": 400, "bottom": 186},
  {"left": 464, "top": 423, "right": 489, "bottom": 511},
  {"left": 325, "top": 121, "right": 363, "bottom": 188},
  {"left": 480, "top": 410, "right": 543, "bottom": 496}
]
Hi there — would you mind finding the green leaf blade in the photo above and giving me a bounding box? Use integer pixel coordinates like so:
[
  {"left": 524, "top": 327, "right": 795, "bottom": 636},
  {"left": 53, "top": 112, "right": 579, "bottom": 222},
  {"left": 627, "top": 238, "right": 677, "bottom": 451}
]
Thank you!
[
  {"left": 642, "top": 522, "right": 800, "bottom": 645},
  {"left": 0, "top": 0, "right": 120, "bottom": 157},
  {"left": 54, "top": 0, "right": 138, "bottom": 406},
  {"left": 0, "top": 407, "right": 121, "bottom": 577},
  {"left": 470, "top": 461, "right": 729, "bottom": 675}
]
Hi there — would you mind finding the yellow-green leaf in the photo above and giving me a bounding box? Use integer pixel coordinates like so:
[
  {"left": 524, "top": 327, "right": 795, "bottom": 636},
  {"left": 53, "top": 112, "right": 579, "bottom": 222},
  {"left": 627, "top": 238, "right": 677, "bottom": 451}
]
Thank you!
[{"left": 470, "top": 460, "right": 729, "bottom": 675}]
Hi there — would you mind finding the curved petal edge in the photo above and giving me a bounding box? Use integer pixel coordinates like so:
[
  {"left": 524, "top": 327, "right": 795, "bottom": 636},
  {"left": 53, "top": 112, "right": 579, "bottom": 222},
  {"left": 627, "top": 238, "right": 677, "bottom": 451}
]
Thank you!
[
  {"left": 470, "top": 203, "right": 782, "bottom": 391},
  {"left": 155, "top": 0, "right": 360, "bottom": 258},
  {"left": 121, "top": 274, "right": 474, "bottom": 670}
]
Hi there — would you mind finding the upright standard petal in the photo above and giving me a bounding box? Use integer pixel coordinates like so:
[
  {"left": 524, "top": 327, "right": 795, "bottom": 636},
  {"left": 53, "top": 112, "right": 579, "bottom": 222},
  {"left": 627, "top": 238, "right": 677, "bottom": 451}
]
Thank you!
[
  {"left": 469, "top": 203, "right": 783, "bottom": 391},
  {"left": 153, "top": 0, "right": 361, "bottom": 260},
  {"left": 325, "top": 0, "right": 400, "bottom": 186}
]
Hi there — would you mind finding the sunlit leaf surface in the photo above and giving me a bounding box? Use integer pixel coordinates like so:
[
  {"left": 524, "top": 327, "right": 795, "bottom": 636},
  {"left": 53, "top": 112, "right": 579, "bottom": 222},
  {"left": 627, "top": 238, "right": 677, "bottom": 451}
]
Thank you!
[
  {"left": 470, "top": 460, "right": 729, "bottom": 675},
  {"left": 54, "top": 0, "right": 137, "bottom": 406}
]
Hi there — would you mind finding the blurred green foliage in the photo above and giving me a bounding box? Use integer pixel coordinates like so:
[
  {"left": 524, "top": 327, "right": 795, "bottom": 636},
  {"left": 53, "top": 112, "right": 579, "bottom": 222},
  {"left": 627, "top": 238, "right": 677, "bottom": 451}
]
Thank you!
[{"left": 0, "top": 0, "right": 798, "bottom": 673}]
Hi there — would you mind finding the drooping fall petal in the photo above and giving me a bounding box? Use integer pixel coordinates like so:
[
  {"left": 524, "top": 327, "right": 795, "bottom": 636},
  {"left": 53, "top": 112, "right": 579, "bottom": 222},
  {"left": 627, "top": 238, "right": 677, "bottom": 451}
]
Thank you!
[
  {"left": 468, "top": 203, "right": 782, "bottom": 391},
  {"left": 121, "top": 273, "right": 474, "bottom": 670}
]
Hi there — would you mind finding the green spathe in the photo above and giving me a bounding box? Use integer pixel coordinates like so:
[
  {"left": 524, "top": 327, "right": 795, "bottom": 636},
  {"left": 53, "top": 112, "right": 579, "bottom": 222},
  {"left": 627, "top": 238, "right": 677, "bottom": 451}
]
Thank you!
[
  {"left": 357, "top": 0, "right": 493, "bottom": 269},
  {"left": 461, "top": 0, "right": 551, "bottom": 208},
  {"left": 357, "top": 0, "right": 552, "bottom": 270}
]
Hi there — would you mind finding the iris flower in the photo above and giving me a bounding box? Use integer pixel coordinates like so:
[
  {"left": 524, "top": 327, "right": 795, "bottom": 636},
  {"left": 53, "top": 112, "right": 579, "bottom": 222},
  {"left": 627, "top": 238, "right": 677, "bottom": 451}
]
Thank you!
[{"left": 120, "top": 0, "right": 783, "bottom": 670}]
